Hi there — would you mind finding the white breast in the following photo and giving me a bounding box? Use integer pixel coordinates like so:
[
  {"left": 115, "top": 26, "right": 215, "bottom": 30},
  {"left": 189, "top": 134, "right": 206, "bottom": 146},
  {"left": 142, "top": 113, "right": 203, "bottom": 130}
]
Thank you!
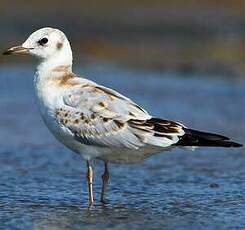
[{"left": 34, "top": 72, "right": 66, "bottom": 138}]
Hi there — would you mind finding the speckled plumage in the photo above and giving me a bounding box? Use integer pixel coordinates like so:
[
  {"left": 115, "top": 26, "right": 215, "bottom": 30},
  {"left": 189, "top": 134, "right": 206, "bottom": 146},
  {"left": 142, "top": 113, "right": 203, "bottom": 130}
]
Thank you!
[
  {"left": 37, "top": 71, "right": 185, "bottom": 163},
  {"left": 3, "top": 27, "right": 242, "bottom": 205}
]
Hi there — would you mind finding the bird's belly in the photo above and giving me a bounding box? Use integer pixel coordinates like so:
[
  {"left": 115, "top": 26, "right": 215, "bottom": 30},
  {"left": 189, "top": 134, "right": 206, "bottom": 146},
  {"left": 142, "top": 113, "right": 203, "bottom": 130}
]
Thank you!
[{"left": 96, "top": 145, "right": 168, "bottom": 164}]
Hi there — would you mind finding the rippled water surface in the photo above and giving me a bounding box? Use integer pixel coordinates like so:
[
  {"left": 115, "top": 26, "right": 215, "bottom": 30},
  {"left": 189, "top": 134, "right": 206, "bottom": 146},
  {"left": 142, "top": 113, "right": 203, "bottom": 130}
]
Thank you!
[{"left": 0, "top": 64, "right": 244, "bottom": 229}]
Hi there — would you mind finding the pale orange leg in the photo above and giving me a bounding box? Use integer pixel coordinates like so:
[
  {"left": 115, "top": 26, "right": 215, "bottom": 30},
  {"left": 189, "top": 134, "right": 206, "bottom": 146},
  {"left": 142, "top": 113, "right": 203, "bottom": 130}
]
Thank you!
[
  {"left": 87, "top": 160, "right": 94, "bottom": 207},
  {"left": 100, "top": 161, "right": 109, "bottom": 203}
]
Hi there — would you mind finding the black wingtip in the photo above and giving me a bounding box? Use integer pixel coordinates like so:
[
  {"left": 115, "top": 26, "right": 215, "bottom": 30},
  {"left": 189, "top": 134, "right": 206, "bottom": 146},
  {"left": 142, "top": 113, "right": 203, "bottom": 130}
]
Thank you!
[
  {"left": 231, "top": 142, "right": 243, "bottom": 148},
  {"left": 176, "top": 128, "right": 243, "bottom": 148}
]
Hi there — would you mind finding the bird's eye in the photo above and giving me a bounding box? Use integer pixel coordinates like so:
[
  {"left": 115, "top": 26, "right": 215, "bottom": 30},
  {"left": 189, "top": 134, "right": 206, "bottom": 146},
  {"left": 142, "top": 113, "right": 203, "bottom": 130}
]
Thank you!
[{"left": 38, "top": 37, "right": 49, "bottom": 46}]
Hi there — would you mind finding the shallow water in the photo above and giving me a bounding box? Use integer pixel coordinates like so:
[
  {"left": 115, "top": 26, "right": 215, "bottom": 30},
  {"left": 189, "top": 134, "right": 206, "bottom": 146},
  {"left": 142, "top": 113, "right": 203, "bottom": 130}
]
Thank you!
[{"left": 0, "top": 63, "right": 244, "bottom": 229}]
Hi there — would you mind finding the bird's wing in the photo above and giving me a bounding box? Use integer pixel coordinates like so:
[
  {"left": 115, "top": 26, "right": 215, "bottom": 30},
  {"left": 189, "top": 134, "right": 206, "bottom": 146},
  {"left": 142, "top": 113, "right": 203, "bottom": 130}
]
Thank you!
[{"left": 55, "top": 80, "right": 185, "bottom": 149}]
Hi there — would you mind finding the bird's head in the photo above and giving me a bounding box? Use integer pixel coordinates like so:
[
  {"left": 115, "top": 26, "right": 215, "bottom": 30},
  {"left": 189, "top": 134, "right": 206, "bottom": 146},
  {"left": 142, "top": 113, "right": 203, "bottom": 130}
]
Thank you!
[{"left": 3, "top": 27, "right": 73, "bottom": 67}]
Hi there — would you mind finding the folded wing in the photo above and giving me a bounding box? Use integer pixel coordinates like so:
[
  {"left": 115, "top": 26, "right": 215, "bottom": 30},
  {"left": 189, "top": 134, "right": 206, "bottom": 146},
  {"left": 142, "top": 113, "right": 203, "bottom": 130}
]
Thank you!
[{"left": 55, "top": 80, "right": 185, "bottom": 149}]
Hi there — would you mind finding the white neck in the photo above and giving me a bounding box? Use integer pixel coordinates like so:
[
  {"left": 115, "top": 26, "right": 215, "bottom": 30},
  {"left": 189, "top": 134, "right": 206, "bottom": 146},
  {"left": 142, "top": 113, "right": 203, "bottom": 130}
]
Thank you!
[
  {"left": 35, "top": 41, "right": 73, "bottom": 80},
  {"left": 33, "top": 41, "right": 74, "bottom": 112}
]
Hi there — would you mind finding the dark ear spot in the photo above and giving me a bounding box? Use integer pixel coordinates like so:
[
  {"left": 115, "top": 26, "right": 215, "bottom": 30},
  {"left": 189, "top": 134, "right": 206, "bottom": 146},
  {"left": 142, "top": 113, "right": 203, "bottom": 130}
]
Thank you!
[{"left": 57, "top": 42, "right": 63, "bottom": 50}]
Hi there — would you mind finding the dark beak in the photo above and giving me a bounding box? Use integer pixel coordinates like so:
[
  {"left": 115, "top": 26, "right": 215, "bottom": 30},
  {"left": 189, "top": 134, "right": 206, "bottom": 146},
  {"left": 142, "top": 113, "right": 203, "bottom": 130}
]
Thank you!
[{"left": 3, "top": 46, "right": 31, "bottom": 55}]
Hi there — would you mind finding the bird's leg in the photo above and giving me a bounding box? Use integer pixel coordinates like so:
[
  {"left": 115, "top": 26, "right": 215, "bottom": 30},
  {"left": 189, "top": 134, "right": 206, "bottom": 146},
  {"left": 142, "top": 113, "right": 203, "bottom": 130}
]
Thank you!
[
  {"left": 86, "top": 160, "right": 94, "bottom": 207},
  {"left": 101, "top": 161, "right": 109, "bottom": 203}
]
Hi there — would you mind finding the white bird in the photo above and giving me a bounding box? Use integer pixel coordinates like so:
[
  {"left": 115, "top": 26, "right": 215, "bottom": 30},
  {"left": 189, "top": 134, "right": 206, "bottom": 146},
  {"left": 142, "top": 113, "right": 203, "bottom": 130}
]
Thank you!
[{"left": 3, "top": 27, "right": 242, "bottom": 206}]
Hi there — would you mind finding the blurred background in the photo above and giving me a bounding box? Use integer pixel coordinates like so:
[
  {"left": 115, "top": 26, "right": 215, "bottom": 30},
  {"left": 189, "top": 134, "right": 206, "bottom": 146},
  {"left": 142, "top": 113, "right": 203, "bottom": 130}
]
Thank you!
[
  {"left": 0, "top": 1, "right": 245, "bottom": 229},
  {"left": 1, "top": 0, "right": 245, "bottom": 77}
]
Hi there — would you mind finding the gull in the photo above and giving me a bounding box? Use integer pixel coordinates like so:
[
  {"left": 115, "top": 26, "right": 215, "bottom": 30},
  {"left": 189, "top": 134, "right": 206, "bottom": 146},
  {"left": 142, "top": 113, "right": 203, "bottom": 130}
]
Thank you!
[{"left": 3, "top": 27, "right": 242, "bottom": 206}]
